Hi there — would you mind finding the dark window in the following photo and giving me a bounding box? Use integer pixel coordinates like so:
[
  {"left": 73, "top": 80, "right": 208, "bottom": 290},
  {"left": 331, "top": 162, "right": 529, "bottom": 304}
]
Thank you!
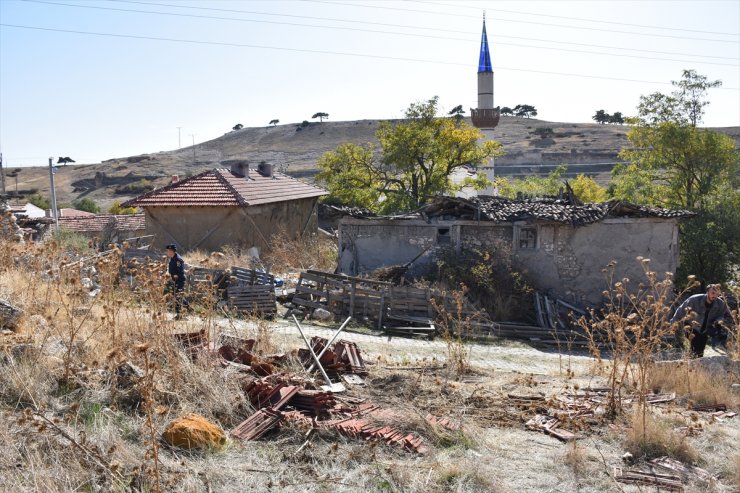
[
  {"left": 437, "top": 227, "right": 451, "bottom": 245},
  {"left": 519, "top": 227, "right": 537, "bottom": 249}
]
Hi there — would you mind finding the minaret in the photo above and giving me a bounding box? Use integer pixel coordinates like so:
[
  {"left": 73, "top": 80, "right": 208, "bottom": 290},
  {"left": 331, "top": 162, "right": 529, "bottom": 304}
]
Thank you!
[{"left": 471, "top": 13, "right": 500, "bottom": 129}]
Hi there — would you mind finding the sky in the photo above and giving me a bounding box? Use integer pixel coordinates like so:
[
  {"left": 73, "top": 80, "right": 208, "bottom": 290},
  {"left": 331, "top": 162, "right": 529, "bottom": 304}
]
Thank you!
[{"left": 0, "top": 0, "right": 738, "bottom": 166}]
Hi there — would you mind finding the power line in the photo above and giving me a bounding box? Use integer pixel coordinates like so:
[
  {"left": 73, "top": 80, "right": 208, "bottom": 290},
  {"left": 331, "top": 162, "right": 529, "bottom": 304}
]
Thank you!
[
  {"left": 303, "top": 0, "right": 739, "bottom": 43},
  {"left": 410, "top": 0, "right": 740, "bottom": 36},
  {"left": 2, "top": 23, "right": 738, "bottom": 90},
  {"left": 19, "top": 1, "right": 739, "bottom": 67},
  {"left": 110, "top": 0, "right": 739, "bottom": 60}
]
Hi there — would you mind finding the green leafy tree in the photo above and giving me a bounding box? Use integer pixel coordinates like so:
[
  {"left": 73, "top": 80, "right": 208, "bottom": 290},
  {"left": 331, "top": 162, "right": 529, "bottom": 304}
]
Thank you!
[
  {"left": 513, "top": 104, "right": 537, "bottom": 118},
  {"left": 232, "top": 123, "right": 243, "bottom": 131},
  {"left": 593, "top": 109, "right": 610, "bottom": 124},
  {"left": 616, "top": 70, "right": 738, "bottom": 285},
  {"left": 108, "top": 200, "right": 138, "bottom": 215},
  {"left": 311, "top": 112, "right": 329, "bottom": 123},
  {"left": 500, "top": 106, "right": 513, "bottom": 116},
  {"left": 496, "top": 165, "right": 567, "bottom": 199},
  {"left": 448, "top": 104, "right": 465, "bottom": 122},
  {"left": 570, "top": 174, "right": 607, "bottom": 203},
  {"left": 27, "top": 193, "right": 51, "bottom": 210},
  {"left": 73, "top": 198, "right": 100, "bottom": 213},
  {"left": 269, "top": 119, "right": 279, "bottom": 126},
  {"left": 316, "top": 96, "right": 503, "bottom": 213},
  {"left": 609, "top": 112, "right": 624, "bottom": 124}
]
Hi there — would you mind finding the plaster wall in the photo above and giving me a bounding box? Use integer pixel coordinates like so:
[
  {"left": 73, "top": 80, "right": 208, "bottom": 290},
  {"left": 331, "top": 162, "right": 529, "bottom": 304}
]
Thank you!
[
  {"left": 144, "top": 197, "right": 319, "bottom": 253},
  {"left": 338, "top": 217, "right": 680, "bottom": 307}
]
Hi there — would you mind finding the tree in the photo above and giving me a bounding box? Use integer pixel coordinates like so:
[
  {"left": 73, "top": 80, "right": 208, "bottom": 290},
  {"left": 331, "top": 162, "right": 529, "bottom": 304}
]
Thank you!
[
  {"left": 269, "top": 119, "right": 279, "bottom": 126},
  {"left": 73, "top": 198, "right": 100, "bottom": 213},
  {"left": 513, "top": 104, "right": 537, "bottom": 118},
  {"left": 570, "top": 174, "right": 607, "bottom": 202},
  {"left": 496, "top": 165, "right": 567, "bottom": 198},
  {"left": 108, "top": 200, "right": 138, "bottom": 215},
  {"left": 312, "top": 112, "right": 329, "bottom": 123},
  {"left": 500, "top": 107, "right": 513, "bottom": 116},
  {"left": 616, "top": 70, "right": 739, "bottom": 285},
  {"left": 57, "top": 156, "right": 75, "bottom": 166},
  {"left": 448, "top": 104, "right": 465, "bottom": 122},
  {"left": 316, "top": 96, "right": 503, "bottom": 213},
  {"left": 593, "top": 109, "right": 610, "bottom": 124},
  {"left": 232, "top": 123, "right": 243, "bottom": 131},
  {"left": 609, "top": 112, "right": 624, "bottom": 125},
  {"left": 27, "top": 193, "right": 50, "bottom": 210}
]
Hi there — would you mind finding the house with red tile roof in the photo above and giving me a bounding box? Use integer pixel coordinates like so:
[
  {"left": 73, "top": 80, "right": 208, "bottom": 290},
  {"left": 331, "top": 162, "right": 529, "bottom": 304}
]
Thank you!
[{"left": 122, "top": 161, "right": 327, "bottom": 252}]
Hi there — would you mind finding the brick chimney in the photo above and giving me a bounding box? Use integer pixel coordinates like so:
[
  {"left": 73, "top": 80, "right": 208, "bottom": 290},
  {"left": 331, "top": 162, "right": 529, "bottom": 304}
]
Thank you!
[
  {"left": 257, "top": 162, "right": 273, "bottom": 178},
  {"left": 171, "top": 175, "right": 179, "bottom": 183},
  {"left": 222, "top": 160, "right": 250, "bottom": 179}
]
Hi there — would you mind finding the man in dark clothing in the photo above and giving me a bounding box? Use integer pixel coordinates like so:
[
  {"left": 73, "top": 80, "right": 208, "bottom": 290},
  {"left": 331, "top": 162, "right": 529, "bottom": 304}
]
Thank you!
[
  {"left": 670, "top": 284, "right": 732, "bottom": 357},
  {"left": 165, "top": 244, "right": 189, "bottom": 319}
]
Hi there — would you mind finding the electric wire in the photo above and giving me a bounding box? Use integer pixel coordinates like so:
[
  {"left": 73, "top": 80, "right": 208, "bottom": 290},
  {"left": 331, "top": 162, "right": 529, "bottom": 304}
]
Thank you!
[
  {"left": 110, "top": 0, "right": 740, "bottom": 61},
  {"left": 2, "top": 23, "right": 738, "bottom": 90},
  {"left": 19, "top": 0, "right": 740, "bottom": 67},
  {"left": 410, "top": 0, "right": 739, "bottom": 36},
  {"left": 303, "top": 0, "right": 739, "bottom": 43}
]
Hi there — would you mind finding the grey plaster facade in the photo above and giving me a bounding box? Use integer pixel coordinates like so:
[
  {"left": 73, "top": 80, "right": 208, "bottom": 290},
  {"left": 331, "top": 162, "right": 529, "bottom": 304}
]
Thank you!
[{"left": 338, "top": 216, "right": 681, "bottom": 307}]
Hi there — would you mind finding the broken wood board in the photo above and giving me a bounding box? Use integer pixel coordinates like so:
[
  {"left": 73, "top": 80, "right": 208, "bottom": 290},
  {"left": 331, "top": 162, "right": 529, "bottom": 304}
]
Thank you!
[{"left": 613, "top": 467, "right": 683, "bottom": 491}]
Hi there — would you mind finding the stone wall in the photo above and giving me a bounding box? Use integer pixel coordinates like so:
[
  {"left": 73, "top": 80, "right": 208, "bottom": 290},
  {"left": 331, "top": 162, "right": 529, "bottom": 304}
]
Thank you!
[
  {"left": 0, "top": 200, "right": 24, "bottom": 243},
  {"left": 338, "top": 216, "right": 681, "bottom": 307}
]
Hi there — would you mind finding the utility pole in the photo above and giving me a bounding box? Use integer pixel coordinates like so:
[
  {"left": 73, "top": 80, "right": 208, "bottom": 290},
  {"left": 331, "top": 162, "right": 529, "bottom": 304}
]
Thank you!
[
  {"left": 0, "top": 152, "right": 5, "bottom": 195},
  {"left": 190, "top": 134, "right": 196, "bottom": 165},
  {"left": 177, "top": 127, "right": 182, "bottom": 148},
  {"left": 48, "top": 157, "right": 59, "bottom": 231}
]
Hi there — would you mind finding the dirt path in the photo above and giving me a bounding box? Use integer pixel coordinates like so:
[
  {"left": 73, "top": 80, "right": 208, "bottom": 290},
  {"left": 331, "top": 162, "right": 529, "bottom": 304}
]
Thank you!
[{"left": 214, "top": 318, "right": 596, "bottom": 375}]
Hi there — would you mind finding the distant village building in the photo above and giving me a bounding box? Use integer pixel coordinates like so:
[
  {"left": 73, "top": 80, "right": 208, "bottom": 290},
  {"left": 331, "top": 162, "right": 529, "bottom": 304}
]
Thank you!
[
  {"left": 58, "top": 213, "right": 146, "bottom": 245},
  {"left": 337, "top": 196, "right": 692, "bottom": 307},
  {"left": 123, "top": 161, "right": 327, "bottom": 253}
]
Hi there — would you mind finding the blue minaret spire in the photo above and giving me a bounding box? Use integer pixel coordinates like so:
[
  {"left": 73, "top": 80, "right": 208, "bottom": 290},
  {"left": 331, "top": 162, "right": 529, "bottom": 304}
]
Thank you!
[{"left": 478, "top": 12, "right": 492, "bottom": 73}]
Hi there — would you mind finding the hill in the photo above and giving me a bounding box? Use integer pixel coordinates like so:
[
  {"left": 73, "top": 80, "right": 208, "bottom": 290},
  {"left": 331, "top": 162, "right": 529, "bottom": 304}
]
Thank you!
[{"left": 5, "top": 117, "right": 739, "bottom": 211}]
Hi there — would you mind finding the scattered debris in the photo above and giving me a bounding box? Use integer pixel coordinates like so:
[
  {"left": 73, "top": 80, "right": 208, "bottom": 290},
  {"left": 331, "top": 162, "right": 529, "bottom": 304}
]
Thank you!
[
  {"left": 649, "top": 456, "right": 717, "bottom": 484},
  {"left": 0, "top": 298, "right": 23, "bottom": 331},
  {"left": 613, "top": 467, "right": 683, "bottom": 491}
]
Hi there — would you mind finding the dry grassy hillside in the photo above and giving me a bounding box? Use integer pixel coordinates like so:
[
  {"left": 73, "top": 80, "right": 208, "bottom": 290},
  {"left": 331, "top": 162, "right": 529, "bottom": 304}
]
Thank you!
[{"left": 5, "top": 117, "right": 740, "bottom": 211}]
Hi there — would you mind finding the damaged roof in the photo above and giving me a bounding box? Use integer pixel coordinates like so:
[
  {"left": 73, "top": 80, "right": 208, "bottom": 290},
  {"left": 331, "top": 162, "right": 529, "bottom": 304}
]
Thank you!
[
  {"left": 59, "top": 213, "right": 146, "bottom": 233},
  {"left": 123, "top": 168, "right": 327, "bottom": 208},
  {"left": 419, "top": 196, "right": 694, "bottom": 225}
]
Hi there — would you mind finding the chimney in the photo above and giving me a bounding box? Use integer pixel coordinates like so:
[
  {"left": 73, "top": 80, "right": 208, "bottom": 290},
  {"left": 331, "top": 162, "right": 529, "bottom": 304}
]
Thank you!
[
  {"left": 222, "top": 160, "right": 250, "bottom": 179},
  {"left": 171, "top": 175, "right": 179, "bottom": 183},
  {"left": 257, "top": 162, "right": 273, "bottom": 178}
]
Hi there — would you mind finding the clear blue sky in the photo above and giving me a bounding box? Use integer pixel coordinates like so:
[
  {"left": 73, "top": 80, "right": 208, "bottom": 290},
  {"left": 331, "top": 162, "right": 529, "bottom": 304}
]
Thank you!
[{"left": 1, "top": 0, "right": 738, "bottom": 166}]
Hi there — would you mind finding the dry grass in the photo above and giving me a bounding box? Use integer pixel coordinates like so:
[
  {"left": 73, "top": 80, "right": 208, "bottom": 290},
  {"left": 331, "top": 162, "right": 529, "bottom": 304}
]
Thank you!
[
  {"left": 623, "top": 408, "right": 698, "bottom": 463},
  {"left": 649, "top": 362, "right": 739, "bottom": 408},
  {"left": 1, "top": 236, "right": 738, "bottom": 492}
]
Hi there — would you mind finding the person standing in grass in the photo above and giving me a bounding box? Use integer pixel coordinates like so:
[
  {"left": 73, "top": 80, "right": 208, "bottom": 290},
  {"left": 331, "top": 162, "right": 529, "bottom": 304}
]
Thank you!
[
  {"left": 670, "top": 284, "right": 732, "bottom": 357},
  {"left": 165, "top": 243, "right": 189, "bottom": 319}
]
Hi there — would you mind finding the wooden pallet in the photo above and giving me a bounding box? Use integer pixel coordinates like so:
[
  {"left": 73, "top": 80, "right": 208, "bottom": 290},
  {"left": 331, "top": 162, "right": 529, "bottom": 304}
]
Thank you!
[
  {"left": 231, "top": 266, "right": 275, "bottom": 287},
  {"left": 226, "top": 285, "right": 277, "bottom": 315}
]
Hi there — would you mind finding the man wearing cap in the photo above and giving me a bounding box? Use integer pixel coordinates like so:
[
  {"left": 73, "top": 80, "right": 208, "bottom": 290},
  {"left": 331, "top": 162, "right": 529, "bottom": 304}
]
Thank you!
[
  {"left": 165, "top": 244, "right": 189, "bottom": 319},
  {"left": 670, "top": 284, "right": 732, "bottom": 357}
]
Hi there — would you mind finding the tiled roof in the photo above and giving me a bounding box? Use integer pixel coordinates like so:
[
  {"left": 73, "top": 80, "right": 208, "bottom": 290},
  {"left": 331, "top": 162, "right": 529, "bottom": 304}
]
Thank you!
[
  {"left": 59, "top": 208, "right": 95, "bottom": 218},
  {"left": 123, "top": 168, "right": 327, "bottom": 208},
  {"left": 59, "top": 213, "right": 146, "bottom": 233},
  {"left": 422, "top": 196, "right": 694, "bottom": 225}
]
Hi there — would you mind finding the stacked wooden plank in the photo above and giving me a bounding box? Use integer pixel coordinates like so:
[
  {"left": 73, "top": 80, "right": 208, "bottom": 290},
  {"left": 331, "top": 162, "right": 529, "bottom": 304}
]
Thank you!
[
  {"left": 231, "top": 266, "right": 275, "bottom": 287},
  {"left": 613, "top": 467, "right": 684, "bottom": 492}
]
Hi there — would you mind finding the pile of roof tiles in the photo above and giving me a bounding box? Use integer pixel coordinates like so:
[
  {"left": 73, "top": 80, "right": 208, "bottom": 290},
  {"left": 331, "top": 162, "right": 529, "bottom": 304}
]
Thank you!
[
  {"left": 298, "top": 336, "right": 368, "bottom": 377},
  {"left": 217, "top": 335, "right": 287, "bottom": 376},
  {"left": 231, "top": 377, "right": 428, "bottom": 453}
]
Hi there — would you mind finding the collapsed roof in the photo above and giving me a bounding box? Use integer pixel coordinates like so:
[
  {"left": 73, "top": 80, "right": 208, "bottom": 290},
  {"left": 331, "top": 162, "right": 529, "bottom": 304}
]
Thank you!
[{"left": 416, "top": 196, "right": 693, "bottom": 226}]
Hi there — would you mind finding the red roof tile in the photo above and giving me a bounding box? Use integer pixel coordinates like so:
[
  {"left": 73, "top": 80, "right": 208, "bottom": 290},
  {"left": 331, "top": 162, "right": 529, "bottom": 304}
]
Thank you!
[
  {"left": 122, "top": 169, "right": 327, "bottom": 208},
  {"left": 58, "top": 213, "right": 146, "bottom": 233}
]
